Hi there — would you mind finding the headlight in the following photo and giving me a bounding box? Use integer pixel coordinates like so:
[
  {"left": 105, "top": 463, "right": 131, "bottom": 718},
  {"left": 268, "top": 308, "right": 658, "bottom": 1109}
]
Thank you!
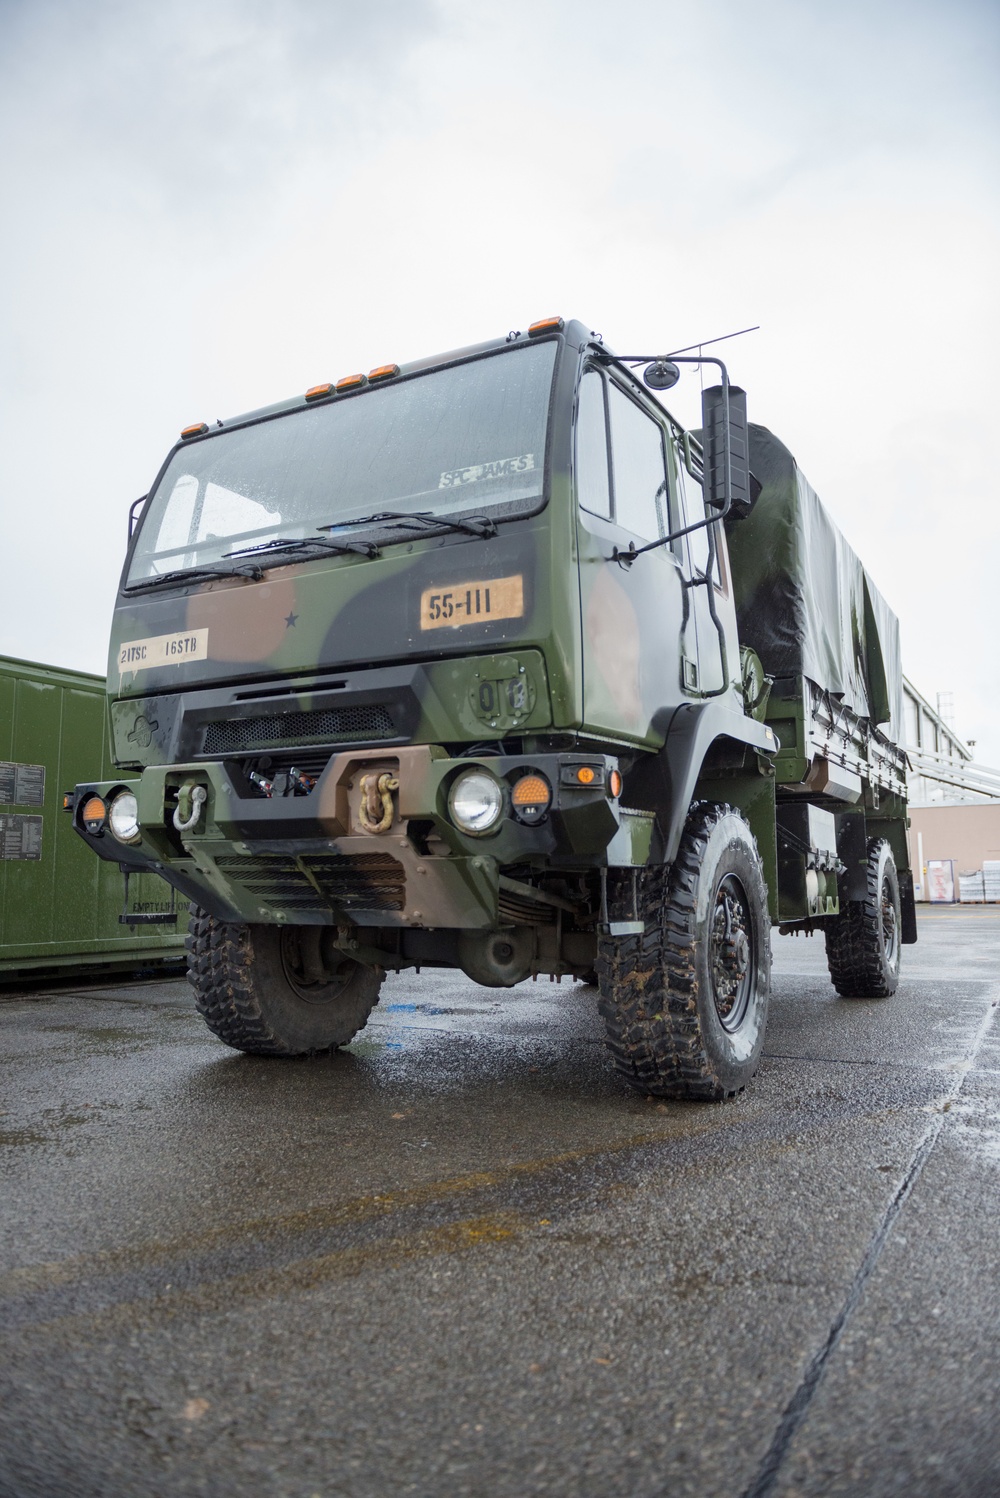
[
  {"left": 108, "top": 791, "right": 141, "bottom": 845},
  {"left": 448, "top": 769, "right": 504, "bottom": 835}
]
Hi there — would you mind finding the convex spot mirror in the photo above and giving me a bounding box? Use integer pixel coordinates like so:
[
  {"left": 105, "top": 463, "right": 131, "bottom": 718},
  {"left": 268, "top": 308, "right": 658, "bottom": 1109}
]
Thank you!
[{"left": 642, "top": 359, "right": 681, "bottom": 391}]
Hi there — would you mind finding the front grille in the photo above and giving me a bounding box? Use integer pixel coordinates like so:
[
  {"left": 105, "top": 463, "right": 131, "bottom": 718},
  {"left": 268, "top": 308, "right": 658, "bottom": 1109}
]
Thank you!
[
  {"left": 213, "top": 853, "right": 406, "bottom": 913},
  {"left": 203, "top": 705, "right": 396, "bottom": 756}
]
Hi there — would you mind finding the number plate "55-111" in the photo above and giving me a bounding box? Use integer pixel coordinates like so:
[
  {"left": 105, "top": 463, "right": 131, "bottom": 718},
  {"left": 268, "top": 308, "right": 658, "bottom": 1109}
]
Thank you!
[{"left": 419, "top": 575, "right": 524, "bottom": 631}]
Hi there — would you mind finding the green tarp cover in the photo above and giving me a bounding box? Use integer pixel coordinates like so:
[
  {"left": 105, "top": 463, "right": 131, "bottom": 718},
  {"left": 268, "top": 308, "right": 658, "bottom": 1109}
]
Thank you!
[{"left": 727, "top": 425, "right": 903, "bottom": 738}]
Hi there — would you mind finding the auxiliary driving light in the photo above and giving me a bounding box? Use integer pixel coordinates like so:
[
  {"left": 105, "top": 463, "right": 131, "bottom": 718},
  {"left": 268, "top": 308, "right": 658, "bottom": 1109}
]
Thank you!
[
  {"left": 81, "top": 795, "right": 107, "bottom": 835},
  {"left": 448, "top": 769, "right": 504, "bottom": 836},
  {"left": 108, "top": 791, "right": 141, "bottom": 845},
  {"left": 511, "top": 773, "right": 551, "bottom": 825}
]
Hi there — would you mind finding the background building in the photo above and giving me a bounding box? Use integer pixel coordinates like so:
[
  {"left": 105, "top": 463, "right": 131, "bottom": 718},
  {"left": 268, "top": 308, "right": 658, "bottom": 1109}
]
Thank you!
[{"left": 902, "top": 678, "right": 1000, "bottom": 900}]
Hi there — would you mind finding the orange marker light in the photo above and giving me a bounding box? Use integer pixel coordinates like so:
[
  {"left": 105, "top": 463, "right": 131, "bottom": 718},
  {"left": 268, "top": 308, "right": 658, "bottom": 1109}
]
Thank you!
[
  {"left": 609, "top": 769, "right": 622, "bottom": 798},
  {"left": 368, "top": 363, "right": 400, "bottom": 381},
  {"left": 528, "top": 316, "right": 564, "bottom": 337},
  {"left": 576, "top": 766, "right": 595, "bottom": 785},
  {"left": 511, "top": 773, "right": 551, "bottom": 825},
  {"left": 81, "top": 795, "right": 107, "bottom": 832},
  {"left": 305, "top": 383, "right": 333, "bottom": 401},
  {"left": 180, "top": 422, "right": 209, "bottom": 439},
  {"left": 335, "top": 373, "right": 367, "bottom": 391},
  {"left": 512, "top": 775, "right": 551, "bottom": 807}
]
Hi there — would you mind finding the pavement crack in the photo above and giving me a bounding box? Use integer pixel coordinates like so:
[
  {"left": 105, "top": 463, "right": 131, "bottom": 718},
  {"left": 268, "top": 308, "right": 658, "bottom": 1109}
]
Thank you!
[{"left": 741, "top": 987, "right": 1000, "bottom": 1498}]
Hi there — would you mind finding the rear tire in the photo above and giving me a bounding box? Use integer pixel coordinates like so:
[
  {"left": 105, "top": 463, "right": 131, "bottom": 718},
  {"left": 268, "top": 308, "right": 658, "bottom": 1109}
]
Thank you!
[
  {"left": 186, "top": 907, "right": 383, "bottom": 1055},
  {"left": 598, "top": 804, "right": 771, "bottom": 1101},
  {"left": 826, "top": 839, "right": 901, "bottom": 998}
]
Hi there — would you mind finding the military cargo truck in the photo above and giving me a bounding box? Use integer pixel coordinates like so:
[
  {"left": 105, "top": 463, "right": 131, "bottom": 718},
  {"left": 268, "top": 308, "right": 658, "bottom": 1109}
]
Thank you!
[{"left": 69, "top": 316, "right": 914, "bottom": 1099}]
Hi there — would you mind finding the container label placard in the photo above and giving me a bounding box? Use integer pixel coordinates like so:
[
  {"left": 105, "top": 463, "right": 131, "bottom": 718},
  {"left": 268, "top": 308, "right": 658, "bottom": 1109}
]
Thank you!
[
  {"left": 0, "top": 762, "right": 45, "bottom": 806},
  {"left": 118, "top": 629, "right": 209, "bottom": 675},
  {"left": 420, "top": 575, "right": 524, "bottom": 631},
  {"left": 0, "top": 814, "right": 43, "bottom": 861}
]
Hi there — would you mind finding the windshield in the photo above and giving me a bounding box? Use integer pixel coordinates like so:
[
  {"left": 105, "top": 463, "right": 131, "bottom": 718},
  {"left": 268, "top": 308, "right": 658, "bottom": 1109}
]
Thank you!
[{"left": 127, "top": 340, "right": 558, "bottom": 584}]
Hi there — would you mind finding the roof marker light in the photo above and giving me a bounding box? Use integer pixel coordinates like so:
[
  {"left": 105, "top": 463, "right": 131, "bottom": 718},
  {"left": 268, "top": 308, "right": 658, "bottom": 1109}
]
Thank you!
[
  {"left": 368, "top": 363, "right": 400, "bottom": 382},
  {"left": 335, "top": 373, "right": 367, "bottom": 391},
  {"left": 180, "top": 422, "right": 209, "bottom": 439},
  {"left": 528, "top": 316, "right": 564, "bottom": 337},
  {"left": 305, "top": 383, "right": 333, "bottom": 401}
]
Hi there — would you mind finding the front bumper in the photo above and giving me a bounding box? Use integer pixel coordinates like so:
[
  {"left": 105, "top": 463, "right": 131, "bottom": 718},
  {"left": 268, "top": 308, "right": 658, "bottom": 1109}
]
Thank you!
[{"left": 72, "top": 745, "right": 653, "bottom": 929}]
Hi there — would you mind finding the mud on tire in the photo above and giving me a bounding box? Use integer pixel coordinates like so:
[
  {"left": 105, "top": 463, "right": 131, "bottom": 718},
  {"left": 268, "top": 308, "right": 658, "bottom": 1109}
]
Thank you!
[
  {"left": 597, "top": 804, "right": 771, "bottom": 1101},
  {"left": 825, "top": 838, "right": 901, "bottom": 999},
  {"left": 186, "top": 907, "right": 384, "bottom": 1056}
]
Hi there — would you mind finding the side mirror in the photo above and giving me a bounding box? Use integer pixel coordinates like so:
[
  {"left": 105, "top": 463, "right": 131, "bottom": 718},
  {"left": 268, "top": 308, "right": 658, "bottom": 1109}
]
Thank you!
[
  {"left": 701, "top": 385, "right": 756, "bottom": 519},
  {"left": 643, "top": 359, "right": 681, "bottom": 391}
]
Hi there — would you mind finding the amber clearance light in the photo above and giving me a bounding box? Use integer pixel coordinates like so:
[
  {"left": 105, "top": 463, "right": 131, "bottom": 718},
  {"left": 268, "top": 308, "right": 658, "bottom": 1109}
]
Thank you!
[
  {"left": 81, "top": 795, "right": 107, "bottom": 835},
  {"left": 528, "top": 316, "right": 564, "bottom": 337},
  {"left": 335, "top": 373, "right": 367, "bottom": 391},
  {"left": 511, "top": 773, "right": 551, "bottom": 825},
  {"left": 368, "top": 363, "right": 400, "bottom": 382},
  {"left": 180, "top": 421, "right": 209, "bottom": 439},
  {"left": 305, "top": 382, "right": 333, "bottom": 401}
]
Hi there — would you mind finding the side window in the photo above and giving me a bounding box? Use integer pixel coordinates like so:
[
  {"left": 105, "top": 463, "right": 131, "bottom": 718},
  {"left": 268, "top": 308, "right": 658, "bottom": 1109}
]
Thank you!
[
  {"left": 575, "top": 370, "right": 611, "bottom": 519},
  {"left": 674, "top": 438, "right": 721, "bottom": 584},
  {"left": 607, "top": 383, "right": 669, "bottom": 543}
]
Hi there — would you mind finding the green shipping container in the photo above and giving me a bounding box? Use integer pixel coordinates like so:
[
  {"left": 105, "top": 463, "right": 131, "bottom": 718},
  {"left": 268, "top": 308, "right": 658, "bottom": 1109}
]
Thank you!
[{"left": 0, "top": 654, "right": 186, "bottom": 982}]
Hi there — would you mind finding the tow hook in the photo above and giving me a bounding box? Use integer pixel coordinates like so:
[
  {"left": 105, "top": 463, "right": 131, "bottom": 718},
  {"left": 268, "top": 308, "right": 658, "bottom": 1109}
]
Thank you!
[
  {"left": 173, "top": 781, "right": 207, "bottom": 833},
  {"left": 358, "top": 772, "right": 399, "bottom": 834}
]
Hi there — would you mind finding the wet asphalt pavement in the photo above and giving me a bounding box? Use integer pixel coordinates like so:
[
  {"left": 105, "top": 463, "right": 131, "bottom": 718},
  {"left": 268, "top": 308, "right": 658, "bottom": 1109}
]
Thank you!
[{"left": 1, "top": 906, "right": 998, "bottom": 1498}]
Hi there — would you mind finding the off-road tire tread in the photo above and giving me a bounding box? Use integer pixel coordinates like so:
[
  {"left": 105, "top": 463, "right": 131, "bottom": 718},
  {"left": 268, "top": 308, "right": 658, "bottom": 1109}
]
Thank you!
[
  {"left": 186, "top": 906, "right": 296, "bottom": 1054},
  {"left": 185, "top": 906, "right": 379, "bottom": 1055},
  {"left": 597, "top": 803, "right": 766, "bottom": 1102},
  {"left": 826, "top": 839, "right": 900, "bottom": 999}
]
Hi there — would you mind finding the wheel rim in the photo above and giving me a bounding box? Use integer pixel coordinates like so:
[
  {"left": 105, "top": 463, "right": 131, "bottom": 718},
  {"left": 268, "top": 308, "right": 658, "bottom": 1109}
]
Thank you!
[
  {"left": 881, "top": 876, "right": 899, "bottom": 968},
  {"left": 279, "top": 928, "right": 354, "bottom": 1005},
  {"left": 710, "top": 874, "right": 756, "bottom": 1032}
]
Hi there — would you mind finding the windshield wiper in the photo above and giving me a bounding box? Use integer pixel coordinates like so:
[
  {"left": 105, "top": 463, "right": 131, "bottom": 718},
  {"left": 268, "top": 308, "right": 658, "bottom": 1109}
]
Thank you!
[
  {"left": 225, "top": 536, "right": 381, "bottom": 561},
  {"left": 126, "top": 563, "right": 265, "bottom": 592},
  {"left": 318, "top": 510, "right": 497, "bottom": 539}
]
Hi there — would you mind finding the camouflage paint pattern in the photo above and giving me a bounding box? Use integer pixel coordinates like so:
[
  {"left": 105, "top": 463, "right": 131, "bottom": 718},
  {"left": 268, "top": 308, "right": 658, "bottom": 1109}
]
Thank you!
[{"left": 73, "top": 318, "right": 910, "bottom": 959}]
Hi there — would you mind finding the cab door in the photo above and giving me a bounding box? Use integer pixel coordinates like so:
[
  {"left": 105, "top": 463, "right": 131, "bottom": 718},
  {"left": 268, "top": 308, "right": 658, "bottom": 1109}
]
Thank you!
[{"left": 575, "top": 366, "right": 699, "bottom": 745}]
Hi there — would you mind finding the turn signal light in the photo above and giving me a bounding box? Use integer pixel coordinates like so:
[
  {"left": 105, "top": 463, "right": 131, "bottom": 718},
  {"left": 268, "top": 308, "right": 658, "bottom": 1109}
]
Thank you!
[
  {"left": 305, "top": 383, "right": 333, "bottom": 401},
  {"left": 576, "top": 766, "right": 595, "bottom": 785},
  {"left": 609, "top": 768, "right": 622, "bottom": 798},
  {"left": 335, "top": 373, "right": 367, "bottom": 391},
  {"left": 368, "top": 363, "right": 400, "bottom": 381},
  {"left": 528, "top": 316, "right": 564, "bottom": 337},
  {"left": 81, "top": 795, "right": 107, "bottom": 834},
  {"left": 180, "top": 422, "right": 209, "bottom": 439},
  {"left": 511, "top": 773, "right": 551, "bottom": 825}
]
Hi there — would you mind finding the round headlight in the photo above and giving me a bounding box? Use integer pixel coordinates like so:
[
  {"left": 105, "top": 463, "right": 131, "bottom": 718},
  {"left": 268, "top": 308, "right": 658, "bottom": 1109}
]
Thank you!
[
  {"left": 448, "top": 768, "right": 504, "bottom": 835},
  {"left": 108, "top": 791, "right": 141, "bottom": 845}
]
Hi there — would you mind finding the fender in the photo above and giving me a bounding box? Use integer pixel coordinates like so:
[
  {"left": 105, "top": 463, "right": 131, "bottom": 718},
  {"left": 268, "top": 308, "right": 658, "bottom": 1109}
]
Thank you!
[{"left": 624, "top": 697, "right": 777, "bottom": 864}]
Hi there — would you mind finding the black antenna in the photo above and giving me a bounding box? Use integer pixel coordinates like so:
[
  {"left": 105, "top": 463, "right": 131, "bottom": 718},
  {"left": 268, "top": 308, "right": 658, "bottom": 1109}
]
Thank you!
[{"left": 665, "top": 325, "right": 759, "bottom": 358}]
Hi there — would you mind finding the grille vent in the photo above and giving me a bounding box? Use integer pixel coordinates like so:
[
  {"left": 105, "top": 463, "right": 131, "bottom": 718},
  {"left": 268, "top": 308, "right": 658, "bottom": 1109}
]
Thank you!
[
  {"left": 213, "top": 853, "right": 405, "bottom": 913},
  {"left": 203, "top": 705, "right": 395, "bottom": 756}
]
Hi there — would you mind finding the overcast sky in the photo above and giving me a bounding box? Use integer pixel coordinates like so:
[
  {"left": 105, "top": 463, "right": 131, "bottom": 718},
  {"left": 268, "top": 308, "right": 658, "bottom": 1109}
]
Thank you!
[{"left": 1, "top": 0, "right": 998, "bottom": 759}]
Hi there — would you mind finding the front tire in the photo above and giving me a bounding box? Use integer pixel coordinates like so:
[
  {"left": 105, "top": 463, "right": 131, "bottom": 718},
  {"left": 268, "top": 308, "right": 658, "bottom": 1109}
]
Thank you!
[
  {"left": 186, "top": 908, "right": 384, "bottom": 1055},
  {"left": 598, "top": 804, "right": 772, "bottom": 1101},
  {"left": 825, "top": 839, "right": 901, "bottom": 998}
]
